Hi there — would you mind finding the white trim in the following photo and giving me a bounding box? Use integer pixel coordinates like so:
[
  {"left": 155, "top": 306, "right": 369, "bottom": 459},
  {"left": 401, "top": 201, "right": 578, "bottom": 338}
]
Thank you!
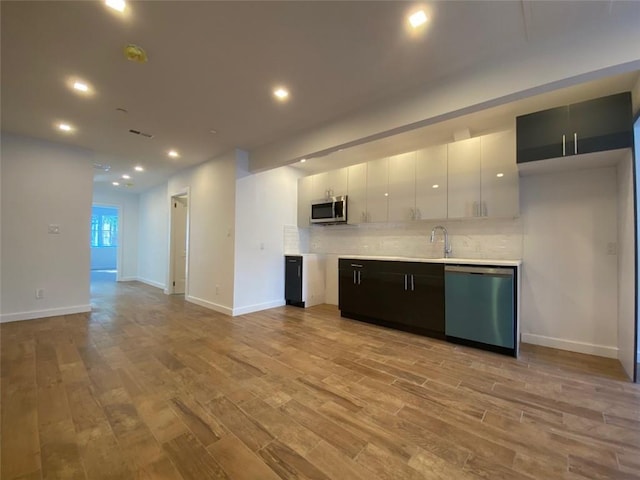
[
  {"left": 136, "top": 277, "right": 165, "bottom": 289},
  {"left": 0, "top": 304, "right": 91, "bottom": 323},
  {"left": 232, "top": 299, "right": 286, "bottom": 316},
  {"left": 521, "top": 333, "right": 618, "bottom": 359},
  {"left": 117, "top": 276, "right": 137, "bottom": 282},
  {"left": 186, "top": 295, "right": 233, "bottom": 316},
  {"left": 167, "top": 188, "right": 191, "bottom": 296}
]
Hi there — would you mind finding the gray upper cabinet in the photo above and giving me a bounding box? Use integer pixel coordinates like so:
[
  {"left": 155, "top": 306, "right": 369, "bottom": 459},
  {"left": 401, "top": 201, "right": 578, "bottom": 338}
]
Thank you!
[
  {"left": 347, "top": 163, "right": 367, "bottom": 224},
  {"left": 298, "top": 129, "right": 519, "bottom": 226},
  {"left": 388, "top": 151, "right": 416, "bottom": 222},
  {"left": 480, "top": 130, "right": 519, "bottom": 218},
  {"left": 447, "top": 137, "right": 481, "bottom": 219},
  {"left": 366, "top": 157, "right": 389, "bottom": 223},
  {"left": 516, "top": 92, "right": 632, "bottom": 164},
  {"left": 312, "top": 168, "right": 348, "bottom": 200},
  {"left": 415, "top": 144, "right": 448, "bottom": 220}
]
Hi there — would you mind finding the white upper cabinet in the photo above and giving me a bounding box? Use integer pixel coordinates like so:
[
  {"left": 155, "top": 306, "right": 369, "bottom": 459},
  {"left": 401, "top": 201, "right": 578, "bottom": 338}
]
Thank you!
[
  {"left": 297, "top": 175, "right": 313, "bottom": 227},
  {"left": 388, "top": 152, "right": 416, "bottom": 222},
  {"left": 415, "top": 144, "right": 447, "bottom": 220},
  {"left": 366, "top": 157, "right": 389, "bottom": 223},
  {"left": 311, "top": 167, "right": 348, "bottom": 200},
  {"left": 447, "top": 137, "right": 481, "bottom": 218},
  {"left": 347, "top": 163, "right": 367, "bottom": 224},
  {"left": 481, "top": 130, "right": 519, "bottom": 218},
  {"left": 299, "top": 129, "right": 518, "bottom": 225}
]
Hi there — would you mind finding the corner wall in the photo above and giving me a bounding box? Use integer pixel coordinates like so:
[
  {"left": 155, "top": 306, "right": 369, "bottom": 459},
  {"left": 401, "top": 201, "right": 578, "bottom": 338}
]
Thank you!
[
  {"left": 617, "top": 152, "right": 636, "bottom": 379},
  {"left": 0, "top": 133, "right": 93, "bottom": 322},
  {"left": 520, "top": 167, "right": 619, "bottom": 358},
  {"left": 137, "top": 183, "right": 169, "bottom": 289},
  {"left": 234, "top": 163, "right": 300, "bottom": 315}
]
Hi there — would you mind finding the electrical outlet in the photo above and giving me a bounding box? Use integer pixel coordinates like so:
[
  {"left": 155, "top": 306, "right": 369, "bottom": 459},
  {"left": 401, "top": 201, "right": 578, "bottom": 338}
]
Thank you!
[
  {"left": 607, "top": 242, "right": 617, "bottom": 255},
  {"left": 35, "top": 288, "right": 44, "bottom": 299},
  {"left": 48, "top": 224, "right": 60, "bottom": 234}
]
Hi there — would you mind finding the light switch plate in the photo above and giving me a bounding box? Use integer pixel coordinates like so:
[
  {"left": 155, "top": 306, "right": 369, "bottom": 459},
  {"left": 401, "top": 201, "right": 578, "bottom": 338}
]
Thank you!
[{"left": 48, "top": 224, "right": 60, "bottom": 234}]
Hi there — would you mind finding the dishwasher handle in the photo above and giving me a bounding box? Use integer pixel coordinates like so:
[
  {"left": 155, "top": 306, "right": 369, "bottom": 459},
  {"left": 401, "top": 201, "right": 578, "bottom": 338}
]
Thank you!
[{"left": 445, "top": 265, "right": 514, "bottom": 277}]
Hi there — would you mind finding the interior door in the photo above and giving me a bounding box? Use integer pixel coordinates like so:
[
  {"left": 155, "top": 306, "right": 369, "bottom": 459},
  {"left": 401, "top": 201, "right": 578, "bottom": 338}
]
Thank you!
[{"left": 172, "top": 196, "right": 188, "bottom": 294}]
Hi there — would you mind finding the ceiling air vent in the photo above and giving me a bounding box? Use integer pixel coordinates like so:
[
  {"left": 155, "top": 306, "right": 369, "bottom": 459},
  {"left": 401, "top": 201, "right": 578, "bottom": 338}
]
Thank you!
[
  {"left": 93, "top": 163, "right": 111, "bottom": 171},
  {"left": 128, "top": 129, "right": 154, "bottom": 139}
]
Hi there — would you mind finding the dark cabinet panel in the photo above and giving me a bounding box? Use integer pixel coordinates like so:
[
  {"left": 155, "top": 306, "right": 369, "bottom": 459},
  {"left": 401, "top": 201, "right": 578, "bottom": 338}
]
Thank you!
[
  {"left": 516, "top": 106, "right": 569, "bottom": 163},
  {"left": 338, "top": 259, "right": 445, "bottom": 338},
  {"left": 285, "top": 256, "right": 303, "bottom": 306},
  {"left": 516, "top": 92, "right": 632, "bottom": 164},
  {"left": 569, "top": 92, "right": 633, "bottom": 155}
]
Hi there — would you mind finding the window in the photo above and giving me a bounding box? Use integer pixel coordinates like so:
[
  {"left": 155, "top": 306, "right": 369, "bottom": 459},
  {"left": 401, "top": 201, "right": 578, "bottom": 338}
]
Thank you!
[{"left": 91, "top": 209, "right": 118, "bottom": 247}]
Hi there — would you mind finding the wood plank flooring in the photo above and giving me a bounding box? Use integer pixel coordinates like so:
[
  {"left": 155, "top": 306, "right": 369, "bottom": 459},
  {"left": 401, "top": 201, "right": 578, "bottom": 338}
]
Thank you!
[{"left": 2, "top": 279, "right": 640, "bottom": 479}]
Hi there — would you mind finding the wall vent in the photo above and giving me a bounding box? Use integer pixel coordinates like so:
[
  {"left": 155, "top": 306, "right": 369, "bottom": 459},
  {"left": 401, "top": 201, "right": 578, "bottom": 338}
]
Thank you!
[{"left": 129, "top": 129, "right": 154, "bottom": 139}]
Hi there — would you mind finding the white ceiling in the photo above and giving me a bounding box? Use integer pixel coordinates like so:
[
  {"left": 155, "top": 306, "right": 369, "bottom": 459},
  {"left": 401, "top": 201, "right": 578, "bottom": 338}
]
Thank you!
[{"left": 1, "top": 1, "right": 639, "bottom": 193}]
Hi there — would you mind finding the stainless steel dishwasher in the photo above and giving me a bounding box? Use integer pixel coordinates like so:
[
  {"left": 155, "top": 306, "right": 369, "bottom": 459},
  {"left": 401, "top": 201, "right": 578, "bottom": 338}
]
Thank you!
[{"left": 444, "top": 265, "right": 516, "bottom": 356}]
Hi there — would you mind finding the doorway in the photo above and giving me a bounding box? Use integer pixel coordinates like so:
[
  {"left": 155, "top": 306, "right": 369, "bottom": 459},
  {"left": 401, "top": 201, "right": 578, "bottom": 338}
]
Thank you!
[
  {"left": 90, "top": 204, "right": 120, "bottom": 284},
  {"left": 169, "top": 193, "right": 189, "bottom": 295}
]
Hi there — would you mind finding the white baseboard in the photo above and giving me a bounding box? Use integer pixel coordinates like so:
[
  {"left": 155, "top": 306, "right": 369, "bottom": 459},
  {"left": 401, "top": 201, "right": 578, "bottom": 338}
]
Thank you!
[
  {"left": 136, "top": 277, "right": 165, "bottom": 290},
  {"left": 186, "top": 295, "right": 233, "bottom": 316},
  {"left": 232, "top": 299, "right": 286, "bottom": 316},
  {"left": 0, "top": 304, "right": 91, "bottom": 323},
  {"left": 521, "top": 333, "right": 618, "bottom": 359},
  {"left": 118, "top": 276, "right": 137, "bottom": 282}
]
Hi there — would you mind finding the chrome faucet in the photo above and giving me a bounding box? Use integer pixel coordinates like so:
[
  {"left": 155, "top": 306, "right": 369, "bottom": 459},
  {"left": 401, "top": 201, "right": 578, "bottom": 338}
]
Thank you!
[{"left": 430, "top": 225, "right": 452, "bottom": 258}]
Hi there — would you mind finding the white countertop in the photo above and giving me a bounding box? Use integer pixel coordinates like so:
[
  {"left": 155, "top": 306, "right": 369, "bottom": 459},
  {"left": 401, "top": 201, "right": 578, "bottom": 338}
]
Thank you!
[{"left": 337, "top": 255, "right": 521, "bottom": 267}]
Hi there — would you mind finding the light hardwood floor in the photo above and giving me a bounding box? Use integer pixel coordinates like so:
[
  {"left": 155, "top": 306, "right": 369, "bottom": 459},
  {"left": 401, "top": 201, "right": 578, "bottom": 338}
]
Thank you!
[{"left": 2, "top": 279, "right": 640, "bottom": 480}]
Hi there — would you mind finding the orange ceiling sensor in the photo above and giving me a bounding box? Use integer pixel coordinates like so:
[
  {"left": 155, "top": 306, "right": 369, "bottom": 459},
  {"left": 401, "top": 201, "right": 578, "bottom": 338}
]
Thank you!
[{"left": 124, "top": 44, "right": 148, "bottom": 63}]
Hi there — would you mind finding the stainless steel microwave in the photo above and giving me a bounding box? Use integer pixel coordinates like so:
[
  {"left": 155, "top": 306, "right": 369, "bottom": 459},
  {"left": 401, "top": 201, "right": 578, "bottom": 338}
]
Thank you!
[{"left": 311, "top": 195, "right": 348, "bottom": 224}]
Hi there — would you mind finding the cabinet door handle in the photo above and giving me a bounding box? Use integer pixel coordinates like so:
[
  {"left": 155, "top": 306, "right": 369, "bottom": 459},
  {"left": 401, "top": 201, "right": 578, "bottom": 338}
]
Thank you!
[
  {"left": 298, "top": 266, "right": 301, "bottom": 278},
  {"left": 562, "top": 134, "right": 566, "bottom": 156},
  {"left": 404, "top": 274, "right": 408, "bottom": 291},
  {"left": 353, "top": 271, "right": 357, "bottom": 284},
  {"left": 411, "top": 274, "right": 415, "bottom": 291},
  {"left": 574, "top": 132, "right": 578, "bottom": 155},
  {"left": 358, "top": 271, "right": 361, "bottom": 285}
]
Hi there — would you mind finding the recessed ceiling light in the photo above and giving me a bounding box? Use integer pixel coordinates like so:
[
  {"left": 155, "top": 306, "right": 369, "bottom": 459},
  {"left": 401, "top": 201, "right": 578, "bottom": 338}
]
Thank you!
[
  {"left": 134, "top": 165, "right": 144, "bottom": 172},
  {"left": 300, "top": 158, "right": 307, "bottom": 163},
  {"left": 409, "top": 10, "right": 428, "bottom": 28},
  {"left": 105, "top": 0, "right": 126, "bottom": 12},
  {"left": 57, "top": 123, "right": 73, "bottom": 132},
  {"left": 73, "top": 81, "right": 89, "bottom": 92},
  {"left": 122, "top": 174, "right": 131, "bottom": 180},
  {"left": 496, "top": 173, "right": 504, "bottom": 178},
  {"left": 112, "top": 181, "right": 120, "bottom": 186},
  {"left": 273, "top": 87, "right": 289, "bottom": 100},
  {"left": 432, "top": 184, "right": 439, "bottom": 189},
  {"left": 168, "top": 150, "right": 180, "bottom": 158}
]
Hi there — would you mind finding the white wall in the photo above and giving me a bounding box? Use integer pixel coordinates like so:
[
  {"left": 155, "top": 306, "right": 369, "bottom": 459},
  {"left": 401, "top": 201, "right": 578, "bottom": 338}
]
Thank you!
[
  {"left": 233, "top": 164, "right": 300, "bottom": 315},
  {"left": 520, "top": 167, "right": 619, "bottom": 358},
  {"left": 164, "top": 150, "right": 238, "bottom": 314},
  {"left": 93, "top": 191, "right": 139, "bottom": 281},
  {"left": 0, "top": 133, "right": 93, "bottom": 322},
  {"left": 617, "top": 152, "right": 635, "bottom": 379},
  {"left": 137, "top": 183, "right": 169, "bottom": 289}
]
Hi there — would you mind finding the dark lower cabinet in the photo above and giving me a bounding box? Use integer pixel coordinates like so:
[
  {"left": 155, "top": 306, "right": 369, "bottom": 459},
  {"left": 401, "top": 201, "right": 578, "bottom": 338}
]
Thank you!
[
  {"left": 338, "top": 259, "right": 444, "bottom": 339},
  {"left": 516, "top": 92, "right": 632, "bottom": 164},
  {"left": 285, "top": 256, "right": 303, "bottom": 307}
]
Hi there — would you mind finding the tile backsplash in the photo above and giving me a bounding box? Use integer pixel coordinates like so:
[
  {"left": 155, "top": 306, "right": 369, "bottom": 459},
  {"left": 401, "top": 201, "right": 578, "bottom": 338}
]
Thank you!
[{"left": 287, "top": 218, "right": 523, "bottom": 259}]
